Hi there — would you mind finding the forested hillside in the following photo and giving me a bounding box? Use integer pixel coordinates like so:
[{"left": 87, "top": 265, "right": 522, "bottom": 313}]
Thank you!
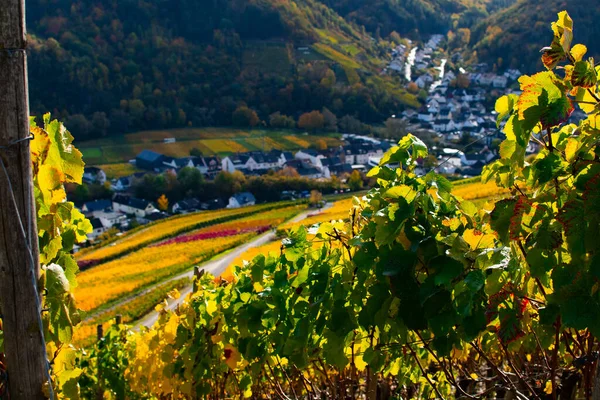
[
  {"left": 319, "top": 0, "right": 513, "bottom": 37},
  {"left": 26, "top": 0, "right": 418, "bottom": 140},
  {"left": 470, "top": 0, "right": 600, "bottom": 71}
]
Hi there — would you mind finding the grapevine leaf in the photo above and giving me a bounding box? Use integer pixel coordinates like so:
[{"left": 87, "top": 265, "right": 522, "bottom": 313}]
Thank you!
[
  {"left": 490, "top": 199, "right": 516, "bottom": 243},
  {"left": 429, "top": 256, "right": 463, "bottom": 286},
  {"left": 571, "top": 60, "right": 597, "bottom": 88},
  {"left": 518, "top": 72, "right": 573, "bottom": 129},
  {"left": 44, "top": 116, "right": 85, "bottom": 184},
  {"left": 532, "top": 152, "right": 563, "bottom": 184},
  {"left": 384, "top": 185, "right": 417, "bottom": 202},
  {"left": 571, "top": 44, "right": 587, "bottom": 61},
  {"left": 552, "top": 11, "right": 573, "bottom": 54},
  {"left": 499, "top": 140, "right": 516, "bottom": 159},
  {"left": 564, "top": 138, "right": 581, "bottom": 162},
  {"left": 575, "top": 87, "right": 599, "bottom": 113},
  {"left": 495, "top": 94, "right": 519, "bottom": 127}
]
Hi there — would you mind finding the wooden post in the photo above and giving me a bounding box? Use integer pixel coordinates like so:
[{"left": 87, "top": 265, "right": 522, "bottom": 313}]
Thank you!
[
  {"left": 96, "top": 325, "right": 103, "bottom": 400},
  {"left": 0, "top": 0, "right": 49, "bottom": 399}
]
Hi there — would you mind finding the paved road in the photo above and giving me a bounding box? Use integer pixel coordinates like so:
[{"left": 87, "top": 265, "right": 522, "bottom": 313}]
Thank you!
[{"left": 134, "top": 203, "right": 332, "bottom": 329}]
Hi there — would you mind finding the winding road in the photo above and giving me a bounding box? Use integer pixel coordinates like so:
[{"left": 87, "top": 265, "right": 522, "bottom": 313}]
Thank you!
[{"left": 134, "top": 203, "right": 332, "bottom": 329}]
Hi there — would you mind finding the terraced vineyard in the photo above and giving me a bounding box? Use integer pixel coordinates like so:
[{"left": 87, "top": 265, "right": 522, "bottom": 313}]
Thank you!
[
  {"left": 77, "top": 202, "right": 299, "bottom": 265},
  {"left": 72, "top": 203, "right": 306, "bottom": 345}
]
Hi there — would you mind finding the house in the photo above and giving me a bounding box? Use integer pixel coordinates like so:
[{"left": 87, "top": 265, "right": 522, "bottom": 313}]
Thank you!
[
  {"left": 139, "top": 211, "right": 169, "bottom": 224},
  {"left": 136, "top": 150, "right": 167, "bottom": 171},
  {"left": 163, "top": 157, "right": 195, "bottom": 170},
  {"left": 81, "top": 199, "right": 112, "bottom": 216},
  {"left": 492, "top": 75, "right": 508, "bottom": 88},
  {"left": 93, "top": 211, "right": 128, "bottom": 229},
  {"left": 195, "top": 156, "right": 222, "bottom": 178},
  {"left": 296, "top": 166, "right": 323, "bottom": 179},
  {"left": 112, "top": 195, "right": 158, "bottom": 217},
  {"left": 221, "top": 154, "right": 257, "bottom": 172},
  {"left": 227, "top": 192, "right": 256, "bottom": 208},
  {"left": 172, "top": 198, "right": 201, "bottom": 214},
  {"left": 251, "top": 152, "right": 281, "bottom": 171},
  {"left": 200, "top": 198, "right": 226, "bottom": 210},
  {"left": 294, "top": 149, "right": 322, "bottom": 167},
  {"left": 83, "top": 167, "right": 107, "bottom": 185},
  {"left": 87, "top": 218, "right": 111, "bottom": 241},
  {"left": 112, "top": 176, "right": 133, "bottom": 192}
]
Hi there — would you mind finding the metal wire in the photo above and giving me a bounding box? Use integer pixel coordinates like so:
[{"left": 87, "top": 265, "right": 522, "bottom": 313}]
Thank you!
[{"left": 0, "top": 135, "right": 54, "bottom": 400}]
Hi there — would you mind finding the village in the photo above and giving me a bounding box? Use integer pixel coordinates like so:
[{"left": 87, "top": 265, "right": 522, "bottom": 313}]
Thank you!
[
  {"left": 77, "top": 33, "right": 592, "bottom": 245},
  {"left": 78, "top": 133, "right": 395, "bottom": 242}
]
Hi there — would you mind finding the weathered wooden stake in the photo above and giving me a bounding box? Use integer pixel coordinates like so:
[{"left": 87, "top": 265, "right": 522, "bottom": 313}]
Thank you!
[
  {"left": 96, "top": 325, "right": 103, "bottom": 400},
  {"left": 0, "top": 0, "right": 49, "bottom": 399}
]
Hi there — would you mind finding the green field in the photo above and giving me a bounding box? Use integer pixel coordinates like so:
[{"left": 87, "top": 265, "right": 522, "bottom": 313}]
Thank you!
[{"left": 77, "top": 128, "right": 343, "bottom": 165}]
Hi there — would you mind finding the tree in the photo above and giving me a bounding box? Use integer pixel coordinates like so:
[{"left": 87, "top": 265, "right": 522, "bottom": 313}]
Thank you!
[
  {"left": 298, "top": 111, "right": 324, "bottom": 131},
  {"left": 320, "top": 68, "right": 336, "bottom": 87},
  {"left": 407, "top": 82, "right": 419, "bottom": 94},
  {"left": 314, "top": 139, "right": 327, "bottom": 151},
  {"left": 232, "top": 106, "right": 260, "bottom": 127},
  {"left": 339, "top": 115, "right": 362, "bottom": 133},
  {"left": 269, "top": 112, "right": 295, "bottom": 129},
  {"left": 309, "top": 190, "right": 323, "bottom": 207},
  {"left": 383, "top": 117, "right": 408, "bottom": 140},
  {"left": 451, "top": 73, "right": 470, "bottom": 89},
  {"left": 389, "top": 31, "right": 402, "bottom": 45},
  {"left": 157, "top": 194, "right": 169, "bottom": 211},
  {"left": 190, "top": 148, "right": 203, "bottom": 157},
  {"left": 91, "top": 111, "right": 110, "bottom": 137},
  {"left": 66, "top": 114, "right": 91, "bottom": 139},
  {"left": 322, "top": 107, "right": 338, "bottom": 132},
  {"left": 348, "top": 170, "right": 363, "bottom": 191},
  {"left": 178, "top": 167, "right": 204, "bottom": 197}
]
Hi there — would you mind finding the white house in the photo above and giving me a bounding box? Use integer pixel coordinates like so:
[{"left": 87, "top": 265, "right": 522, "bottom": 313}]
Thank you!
[
  {"left": 81, "top": 199, "right": 112, "bottom": 216},
  {"left": 111, "top": 176, "right": 132, "bottom": 192},
  {"left": 492, "top": 75, "right": 508, "bottom": 88},
  {"left": 295, "top": 150, "right": 323, "bottom": 168},
  {"left": 222, "top": 154, "right": 257, "bottom": 172},
  {"left": 112, "top": 195, "right": 158, "bottom": 218},
  {"left": 83, "top": 167, "right": 107, "bottom": 185},
  {"left": 87, "top": 217, "right": 112, "bottom": 241},
  {"left": 227, "top": 192, "right": 256, "bottom": 208}
]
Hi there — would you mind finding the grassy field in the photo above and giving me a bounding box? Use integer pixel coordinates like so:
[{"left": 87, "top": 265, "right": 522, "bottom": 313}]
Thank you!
[{"left": 77, "top": 128, "right": 343, "bottom": 165}]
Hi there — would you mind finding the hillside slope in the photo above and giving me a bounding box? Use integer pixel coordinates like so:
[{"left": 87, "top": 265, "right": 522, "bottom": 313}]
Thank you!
[
  {"left": 318, "top": 0, "right": 515, "bottom": 37},
  {"left": 470, "top": 0, "right": 600, "bottom": 71},
  {"left": 26, "top": 0, "right": 418, "bottom": 140}
]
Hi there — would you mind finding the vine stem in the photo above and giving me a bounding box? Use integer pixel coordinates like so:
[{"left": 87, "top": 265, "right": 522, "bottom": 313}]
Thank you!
[
  {"left": 587, "top": 88, "right": 600, "bottom": 103},
  {"left": 414, "top": 331, "right": 477, "bottom": 399},
  {"left": 550, "top": 316, "right": 561, "bottom": 400},
  {"left": 500, "top": 343, "right": 541, "bottom": 399},
  {"left": 469, "top": 341, "right": 527, "bottom": 399},
  {"left": 407, "top": 344, "right": 444, "bottom": 399}
]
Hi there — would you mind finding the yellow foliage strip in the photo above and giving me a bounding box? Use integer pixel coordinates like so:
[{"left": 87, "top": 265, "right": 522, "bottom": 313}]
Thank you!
[
  {"left": 72, "top": 278, "right": 189, "bottom": 347},
  {"left": 280, "top": 198, "right": 354, "bottom": 232},
  {"left": 202, "top": 139, "right": 247, "bottom": 154},
  {"left": 221, "top": 240, "right": 284, "bottom": 282},
  {"left": 283, "top": 135, "right": 311, "bottom": 148},
  {"left": 75, "top": 233, "right": 253, "bottom": 312},
  {"left": 153, "top": 205, "right": 305, "bottom": 246},
  {"left": 451, "top": 180, "right": 509, "bottom": 201},
  {"left": 96, "top": 163, "right": 141, "bottom": 179}
]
